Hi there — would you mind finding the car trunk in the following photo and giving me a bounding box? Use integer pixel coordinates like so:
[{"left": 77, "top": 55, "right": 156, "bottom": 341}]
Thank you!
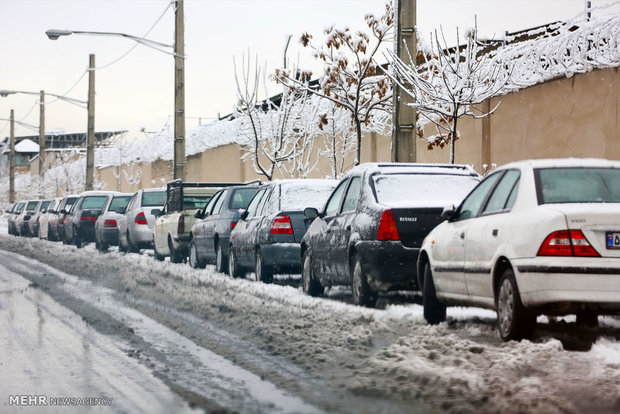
[
  {"left": 391, "top": 207, "right": 444, "bottom": 248},
  {"left": 549, "top": 204, "right": 620, "bottom": 258}
]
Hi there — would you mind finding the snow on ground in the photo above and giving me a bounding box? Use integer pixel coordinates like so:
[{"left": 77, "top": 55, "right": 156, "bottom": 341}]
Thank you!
[{"left": 2, "top": 231, "right": 620, "bottom": 413}]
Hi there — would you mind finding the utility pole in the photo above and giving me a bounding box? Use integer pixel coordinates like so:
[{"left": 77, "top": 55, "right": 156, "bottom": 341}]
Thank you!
[
  {"left": 174, "top": 0, "right": 185, "bottom": 180},
  {"left": 392, "top": 0, "right": 417, "bottom": 163},
  {"left": 86, "top": 54, "right": 95, "bottom": 191},
  {"left": 39, "top": 90, "right": 45, "bottom": 184},
  {"left": 9, "top": 110, "right": 15, "bottom": 203}
]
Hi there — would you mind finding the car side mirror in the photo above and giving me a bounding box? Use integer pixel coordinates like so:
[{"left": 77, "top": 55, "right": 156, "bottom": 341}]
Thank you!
[
  {"left": 239, "top": 209, "right": 249, "bottom": 221},
  {"left": 441, "top": 206, "right": 457, "bottom": 222},
  {"left": 152, "top": 209, "right": 161, "bottom": 217},
  {"left": 60, "top": 209, "right": 67, "bottom": 214},
  {"left": 194, "top": 210, "right": 204, "bottom": 219},
  {"left": 304, "top": 207, "right": 319, "bottom": 220}
]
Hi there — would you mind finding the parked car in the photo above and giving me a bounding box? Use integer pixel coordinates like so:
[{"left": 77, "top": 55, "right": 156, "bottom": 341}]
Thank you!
[
  {"left": 118, "top": 188, "right": 167, "bottom": 252},
  {"left": 7, "top": 201, "right": 25, "bottom": 235},
  {"left": 189, "top": 184, "right": 261, "bottom": 271},
  {"left": 65, "top": 191, "right": 116, "bottom": 248},
  {"left": 300, "top": 163, "right": 481, "bottom": 306},
  {"left": 62, "top": 198, "right": 80, "bottom": 245},
  {"left": 94, "top": 193, "right": 132, "bottom": 251},
  {"left": 228, "top": 179, "right": 338, "bottom": 283},
  {"left": 153, "top": 181, "right": 240, "bottom": 263},
  {"left": 15, "top": 200, "right": 41, "bottom": 236},
  {"left": 38, "top": 198, "right": 62, "bottom": 239},
  {"left": 417, "top": 158, "right": 620, "bottom": 341},
  {"left": 51, "top": 195, "right": 80, "bottom": 242},
  {"left": 28, "top": 199, "right": 52, "bottom": 238}
]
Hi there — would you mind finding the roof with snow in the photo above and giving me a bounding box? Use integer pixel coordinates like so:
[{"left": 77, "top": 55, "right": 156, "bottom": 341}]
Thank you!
[{"left": 14, "top": 139, "right": 39, "bottom": 153}]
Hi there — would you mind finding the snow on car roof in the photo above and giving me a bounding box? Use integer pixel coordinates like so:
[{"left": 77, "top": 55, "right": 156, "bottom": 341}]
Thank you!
[
  {"left": 499, "top": 158, "right": 620, "bottom": 170},
  {"left": 348, "top": 162, "right": 480, "bottom": 177}
]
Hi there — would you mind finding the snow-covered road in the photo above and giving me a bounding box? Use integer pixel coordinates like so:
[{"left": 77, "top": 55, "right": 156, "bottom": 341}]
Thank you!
[{"left": 1, "top": 229, "right": 620, "bottom": 413}]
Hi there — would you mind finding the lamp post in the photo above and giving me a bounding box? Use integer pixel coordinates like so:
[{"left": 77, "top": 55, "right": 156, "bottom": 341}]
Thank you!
[
  {"left": 0, "top": 115, "right": 38, "bottom": 203},
  {"left": 0, "top": 89, "right": 86, "bottom": 189},
  {"left": 46, "top": 0, "right": 186, "bottom": 180}
]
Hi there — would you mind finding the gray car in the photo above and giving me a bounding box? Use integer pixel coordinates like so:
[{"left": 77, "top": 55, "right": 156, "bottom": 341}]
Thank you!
[
  {"left": 16, "top": 200, "right": 41, "bottom": 236},
  {"left": 94, "top": 193, "right": 132, "bottom": 251},
  {"left": 118, "top": 188, "right": 166, "bottom": 252},
  {"left": 7, "top": 201, "right": 25, "bottom": 235},
  {"left": 28, "top": 199, "right": 52, "bottom": 237}
]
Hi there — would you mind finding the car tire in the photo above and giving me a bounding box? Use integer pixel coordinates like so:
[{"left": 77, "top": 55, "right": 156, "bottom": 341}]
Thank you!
[
  {"left": 255, "top": 250, "right": 273, "bottom": 284},
  {"left": 127, "top": 233, "right": 139, "bottom": 253},
  {"left": 422, "top": 262, "right": 447, "bottom": 324},
  {"left": 351, "top": 255, "right": 377, "bottom": 307},
  {"left": 189, "top": 239, "right": 206, "bottom": 269},
  {"left": 153, "top": 243, "right": 165, "bottom": 261},
  {"left": 228, "top": 248, "right": 243, "bottom": 278},
  {"left": 302, "top": 250, "right": 324, "bottom": 297},
  {"left": 74, "top": 228, "right": 83, "bottom": 248},
  {"left": 215, "top": 242, "right": 228, "bottom": 273},
  {"left": 169, "top": 239, "right": 183, "bottom": 263},
  {"left": 496, "top": 268, "right": 536, "bottom": 341},
  {"left": 576, "top": 310, "right": 599, "bottom": 327}
]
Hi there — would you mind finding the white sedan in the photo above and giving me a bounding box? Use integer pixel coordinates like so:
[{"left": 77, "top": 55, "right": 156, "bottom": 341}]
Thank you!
[{"left": 417, "top": 158, "right": 620, "bottom": 341}]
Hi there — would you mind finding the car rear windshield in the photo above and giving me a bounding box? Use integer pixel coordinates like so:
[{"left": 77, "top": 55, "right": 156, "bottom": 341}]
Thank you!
[
  {"left": 26, "top": 201, "right": 38, "bottom": 211},
  {"left": 142, "top": 191, "right": 166, "bottom": 207},
  {"left": 280, "top": 182, "right": 337, "bottom": 210},
  {"left": 109, "top": 196, "right": 131, "bottom": 211},
  {"left": 373, "top": 173, "right": 480, "bottom": 205},
  {"left": 183, "top": 196, "right": 212, "bottom": 209},
  {"left": 535, "top": 167, "right": 620, "bottom": 204},
  {"left": 82, "top": 196, "right": 108, "bottom": 209},
  {"left": 230, "top": 188, "right": 260, "bottom": 209}
]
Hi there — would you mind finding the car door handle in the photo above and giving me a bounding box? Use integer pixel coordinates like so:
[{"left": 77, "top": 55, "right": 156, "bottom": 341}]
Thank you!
[
  {"left": 492, "top": 229, "right": 498, "bottom": 237},
  {"left": 459, "top": 232, "right": 465, "bottom": 239}
]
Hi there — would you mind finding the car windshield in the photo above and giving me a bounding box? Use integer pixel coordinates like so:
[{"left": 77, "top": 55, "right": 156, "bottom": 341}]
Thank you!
[
  {"left": 535, "top": 167, "right": 620, "bottom": 204},
  {"left": 81, "top": 196, "right": 108, "bottom": 210},
  {"left": 230, "top": 188, "right": 260, "bottom": 209},
  {"left": 280, "top": 181, "right": 337, "bottom": 210},
  {"left": 373, "top": 173, "right": 481, "bottom": 205},
  {"left": 26, "top": 201, "right": 38, "bottom": 211},
  {"left": 142, "top": 191, "right": 166, "bottom": 207},
  {"left": 65, "top": 197, "right": 78, "bottom": 209},
  {"left": 183, "top": 196, "right": 212, "bottom": 210},
  {"left": 109, "top": 196, "right": 131, "bottom": 211},
  {"left": 40, "top": 200, "right": 52, "bottom": 211},
  {"left": 15, "top": 203, "right": 25, "bottom": 213}
]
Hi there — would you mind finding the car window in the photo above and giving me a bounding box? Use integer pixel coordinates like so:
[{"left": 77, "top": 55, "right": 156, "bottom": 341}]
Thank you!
[
  {"left": 40, "top": 200, "right": 52, "bottom": 212},
  {"left": 324, "top": 179, "right": 348, "bottom": 217},
  {"left": 211, "top": 190, "right": 229, "bottom": 215},
  {"left": 109, "top": 196, "right": 131, "bottom": 212},
  {"left": 373, "top": 173, "right": 480, "bottom": 205},
  {"left": 230, "top": 188, "right": 260, "bottom": 210},
  {"left": 81, "top": 196, "right": 109, "bottom": 210},
  {"left": 26, "top": 201, "right": 38, "bottom": 211},
  {"left": 535, "top": 167, "right": 620, "bottom": 204},
  {"left": 246, "top": 188, "right": 267, "bottom": 218},
  {"left": 142, "top": 191, "right": 166, "bottom": 207},
  {"left": 183, "top": 195, "right": 212, "bottom": 210},
  {"left": 260, "top": 187, "right": 279, "bottom": 216},
  {"left": 280, "top": 181, "right": 337, "bottom": 211},
  {"left": 482, "top": 170, "right": 520, "bottom": 214},
  {"left": 204, "top": 191, "right": 222, "bottom": 215},
  {"left": 455, "top": 172, "right": 502, "bottom": 221},
  {"left": 341, "top": 177, "right": 362, "bottom": 213},
  {"left": 126, "top": 195, "right": 136, "bottom": 211}
]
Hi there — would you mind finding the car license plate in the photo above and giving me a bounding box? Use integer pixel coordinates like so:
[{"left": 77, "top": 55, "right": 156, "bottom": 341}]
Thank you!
[{"left": 606, "top": 232, "right": 620, "bottom": 249}]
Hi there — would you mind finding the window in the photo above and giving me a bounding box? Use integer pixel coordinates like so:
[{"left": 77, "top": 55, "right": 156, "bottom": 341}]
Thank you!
[
  {"left": 204, "top": 191, "right": 222, "bottom": 215},
  {"left": 182, "top": 196, "right": 212, "bottom": 210},
  {"left": 109, "top": 196, "right": 131, "bottom": 212},
  {"left": 126, "top": 195, "right": 136, "bottom": 212},
  {"left": 258, "top": 187, "right": 276, "bottom": 216},
  {"left": 373, "top": 174, "right": 480, "bottom": 204},
  {"left": 40, "top": 200, "right": 52, "bottom": 211},
  {"left": 246, "top": 189, "right": 267, "bottom": 218},
  {"left": 455, "top": 172, "right": 502, "bottom": 221},
  {"left": 142, "top": 191, "right": 166, "bottom": 207},
  {"left": 26, "top": 201, "right": 38, "bottom": 212},
  {"left": 211, "top": 190, "right": 229, "bottom": 215},
  {"left": 230, "top": 188, "right": 261, "bottom": 210},
  {"left": 324, "top": 179, "right": 348, "bottom": 217},
  {"left": 280, "top": 181, "right": 338, "bottom": 211},
  {"left": 482, "top": 170, "right": 520, "bottom": 214},
  {"left": 341, "top": 177, "right": 362, "bottom": 213},
  {"left": 81, "top": 196, "right": 108, "bottom": 210},
  {"left": 535, "top": 167, "right": 620, "bottom": 204}
]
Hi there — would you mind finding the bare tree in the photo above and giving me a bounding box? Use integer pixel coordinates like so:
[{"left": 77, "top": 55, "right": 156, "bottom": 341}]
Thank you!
[
  {"left": 387, "top": 23, "right": 511, "bottom": 163},
  {"left": 275, "top": 2, "right": 394, "bottom": 166}
]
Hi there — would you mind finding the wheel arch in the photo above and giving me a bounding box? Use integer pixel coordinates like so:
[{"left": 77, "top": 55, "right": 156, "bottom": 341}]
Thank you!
[
  {"left": 493, "top": 256, "right": 513, "bottom": 299},
  {"left": 417, "top": 250, "right": 430, "bottom": 291}
]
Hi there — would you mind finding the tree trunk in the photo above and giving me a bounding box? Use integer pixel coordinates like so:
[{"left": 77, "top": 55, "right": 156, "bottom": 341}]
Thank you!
[
  {"left": 354, "top": 117, "right": 362, "bottom": 166},
  {"left": 450, "top": 109, "right": 458, "bottom": 164}
]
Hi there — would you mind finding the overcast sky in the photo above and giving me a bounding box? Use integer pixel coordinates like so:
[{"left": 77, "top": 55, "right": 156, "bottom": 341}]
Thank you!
[{"left": 0, "top": 0, "right": 613, "bottom": 140}]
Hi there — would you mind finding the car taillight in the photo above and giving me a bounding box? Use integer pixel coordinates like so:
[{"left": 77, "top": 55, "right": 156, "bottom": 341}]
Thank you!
[
  {"left": 177, "top": 215, "right": 185, "bottom": 234},
  {"left": 271, "top": 216, "right": 293, "bottom": 234},
  {"left": 103, "top": 219, "right": 117, "bottom": 228},
  {"left": 377, "top": 209, "right": 400, "bottom": 241},
  {"left": 135, "top": 212, "right": 148, "bottom": 225},
  {"left": 80, "top": 215, "right": 97, "bottom": 222},
  {"left": 537, "top": 230, "right": 600, "bottom": 257},
  {"left": 231, "top": 221, "right": 237, "bottom": 229}
]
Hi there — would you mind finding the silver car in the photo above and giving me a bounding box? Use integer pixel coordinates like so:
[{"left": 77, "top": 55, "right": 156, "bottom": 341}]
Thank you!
[
  {"left": 15, "top": 200, "right": 41, "bottom": 236},
  {"left": 29, "top": 199, "right": 53, "bottom": 237},
  {"left": 118, "top": 188, "right": 166, "bottom": 252},
  {"left": 95, "top": 193, "right": 132, "bottom": 251}
]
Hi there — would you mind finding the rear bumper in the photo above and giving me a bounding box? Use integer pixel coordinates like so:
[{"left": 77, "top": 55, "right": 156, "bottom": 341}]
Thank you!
[
  {"left": 356, "top": 240, "right": 420, "bottom": 291},
  {"left": 261, "top": 243, "right": 301, "bottom": 273},
  {"left": 513, "top": 257, "right": 620, "bottom": 310},
  {"left": 130, "top": 225, "right": 154, "bottom": 248},
  {"left": 99, "top": 228, "right": 119, "bottom": 245}
]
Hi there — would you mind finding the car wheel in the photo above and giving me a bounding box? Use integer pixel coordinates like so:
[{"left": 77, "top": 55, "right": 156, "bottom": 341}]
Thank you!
[
  {"left": 127, "top": 232, "right": 139, "bottom": 253},
  {"left": 496, "top": 268, "right": 536, "bottom": 341},
  {"left": 576, "top": 310, "right": 599, "bottom": 327},
  {"left": 255, "top": 250, "right": 273, "bottom": 284},
  {"left": 302, "top": 250, "right": 324, "bottom": 297},
  {"left": 215, "top": 242, "right": 228, "bottom": 273},
  {"left": 74, "top": 228, "right": 83, "bottom": 248},
  {"left": 351, "top": 255, "right": 377, "bottom": 307},
  {"left": 153, "top": 242, "right": 165, "bottom": 261},
  {"left": 169, "top": 239, "right": 183, "bottom": 263},
  {"left": 189, "top": 239, "right": 206, "bottom": 269},
  {"left": 228, "top": 248, "right": 244, "bottom": 278},
  {"left": 422, "top": 262, "right": 446, "bottom": 324}
]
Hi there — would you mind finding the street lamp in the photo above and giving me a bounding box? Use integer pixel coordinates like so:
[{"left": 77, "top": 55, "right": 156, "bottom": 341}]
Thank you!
[
  {"left": 0, "top": 114, "right": 38, "bottom": 203},
  {"left": 0, "top": 89, "right": 86, "bottom": 186},
  {"left": 46, "top": 0, "right": 186, "bottom": 181}
]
